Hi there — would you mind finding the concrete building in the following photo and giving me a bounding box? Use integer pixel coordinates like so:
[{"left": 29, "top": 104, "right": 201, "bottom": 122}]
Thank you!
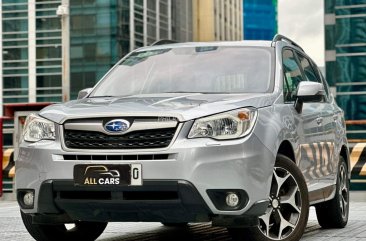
[
  {"left": 324, "top": 0, "right": 366, "bottom": 138},
  {"left": 243, "top": 0, "right": 277, "bottom": 40},
  {"left": 193, "top": 0, "right": 243, "bottom": 41}
]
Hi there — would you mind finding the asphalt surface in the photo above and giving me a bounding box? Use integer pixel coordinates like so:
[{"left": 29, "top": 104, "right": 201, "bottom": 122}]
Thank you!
[{"left": 1, "top": 192, "right": 366, "bottom": 241}]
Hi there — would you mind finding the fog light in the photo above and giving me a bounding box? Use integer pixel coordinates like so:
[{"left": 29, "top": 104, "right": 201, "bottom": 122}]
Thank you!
[
  {"left": 226, "top": 192, "right": 239, "bottom": 207},
  {"left": 23, "top": 191, "right": 34, "bottom": 207}
]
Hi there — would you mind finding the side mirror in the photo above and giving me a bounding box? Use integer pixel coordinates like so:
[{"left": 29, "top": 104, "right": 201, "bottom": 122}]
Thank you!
[
  {"left": 294, "top": 82, "right": 325, "bottom": 113},
  {"left": 77, "top": 88, "right": 93, "bottom": 100}
]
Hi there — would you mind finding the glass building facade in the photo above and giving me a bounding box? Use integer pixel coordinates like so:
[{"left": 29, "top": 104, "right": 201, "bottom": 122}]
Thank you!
[
  {"left": 243, "top": 0, "right": 277, "bottom": 40},
  {"left": 36, "top": 0, "right": 63, "bottom": 103},
  {"left": 0, "top": 0, "right": 193, "bottom": 108},
  {"left": 69, "top": 0, "right": 193, "bottom": 99},
  {"left": 0, "top": 0, "right": 193, "bottom": 151},
  {"left": 69, "top": 0, "right": 126, "bottom": 100},
  {"left": 2, "top": 0, "right": 30, "bottom": 104},
  {"left": 1, "top": 0, "right": 63, "bottom": 104},
  {"left": 325, "top": 0, "right": 366, "bottom": 138}
]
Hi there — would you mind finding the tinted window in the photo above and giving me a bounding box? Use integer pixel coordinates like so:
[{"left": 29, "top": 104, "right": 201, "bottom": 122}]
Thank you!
[
  {"left": 318, "top": 69, "right": 331, "bottom": 100},
  {"left": 297, "top": 54, "right": 319, "bottom": 83},
  {"left": 91, "top": 47, "right": 274, "bottom": 96},
  {"left": 298, "top": 53, "right": 330, "bottom": 102},
  {"left": 282, "top": 49, "right": 305, "bottom": 102}
]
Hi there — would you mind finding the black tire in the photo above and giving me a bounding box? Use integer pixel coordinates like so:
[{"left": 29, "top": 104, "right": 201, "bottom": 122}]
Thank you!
[
  {"left": 161, "top": 222, "right": 188, "bottom": 227},
  {"left": 315, "top": 156, "right": 349, "bottom": 228},
  {"left": 228, "top": 154, "right": 309, "bottom": 241},
  {"left": 21, "top": 211, "right": 107, "bottom": 241}
]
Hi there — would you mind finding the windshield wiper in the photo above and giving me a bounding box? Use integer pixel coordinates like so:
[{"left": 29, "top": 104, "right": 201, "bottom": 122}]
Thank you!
[
  {"left": 162, "top": 91, "right": 230, "bottom": 94},
  {"left": 162, "top": 91, "right": 218, "bottom": 94},
  {"left": 162, "top": 91, "right": 202, "bottom": 93},
  {"left": 88, "top": 95, "right": 114, "bottom": 98}
]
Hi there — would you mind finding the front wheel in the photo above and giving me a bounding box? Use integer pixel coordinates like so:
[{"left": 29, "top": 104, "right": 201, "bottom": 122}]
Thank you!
[
  {"left": 21, "top": 211, "right": 107, "bottom": 241},
  {"left": 229, "top": 154, "right": 309, "bottom": 241}
]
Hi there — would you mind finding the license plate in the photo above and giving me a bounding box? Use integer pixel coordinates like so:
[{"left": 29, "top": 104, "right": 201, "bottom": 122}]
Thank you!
[{"left": 74, "top": 164, "right": 142, "bottom": 186}]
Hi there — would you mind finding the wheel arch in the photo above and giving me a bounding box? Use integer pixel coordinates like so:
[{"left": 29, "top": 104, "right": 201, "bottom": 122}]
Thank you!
[
  {"left": 277, "top": 140, "right": 296, "bottom": 163},
  {"left": 340, "top": 144, "right": 350, "bottom": 174}
]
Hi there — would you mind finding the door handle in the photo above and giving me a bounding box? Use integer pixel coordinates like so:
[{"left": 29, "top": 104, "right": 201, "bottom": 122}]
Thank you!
[{"left": 316, "top": 117, "right": 323, "bottom": 125}]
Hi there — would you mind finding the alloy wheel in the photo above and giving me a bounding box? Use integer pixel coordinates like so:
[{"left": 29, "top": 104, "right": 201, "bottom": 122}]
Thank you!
[
  {"left": 338, "top": 164, "right": 349, "bottom": 219},
  {"left": 258, "top": 167, "right": 302, "bottom": 240}
]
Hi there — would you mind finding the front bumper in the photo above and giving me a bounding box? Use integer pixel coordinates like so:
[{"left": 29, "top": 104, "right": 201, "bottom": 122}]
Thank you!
[
  {"left": 28, "top": 180, "right": 212, "bottom": 223},
  {"left": 16, "top": 124, "right": 275, "bottom": 218},
  {"left": 19, "top": 180, "right": 270, "bottom": 227}
]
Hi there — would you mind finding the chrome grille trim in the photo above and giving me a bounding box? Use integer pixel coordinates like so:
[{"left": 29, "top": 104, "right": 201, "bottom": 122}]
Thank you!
[
  {"left": 60, "top": 119, "right": 183, "bottom": 152},
  {"left": 64, "top": 119, "right": 178, "bottom": 136},
  {"left": 64, "top": 128, "right": 176, "bottom": 149}
]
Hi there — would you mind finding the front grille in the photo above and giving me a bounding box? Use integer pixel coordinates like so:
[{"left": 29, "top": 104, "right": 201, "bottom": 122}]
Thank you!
[{"left": 64, "top": 128, "right": 177, "bottom": 149}]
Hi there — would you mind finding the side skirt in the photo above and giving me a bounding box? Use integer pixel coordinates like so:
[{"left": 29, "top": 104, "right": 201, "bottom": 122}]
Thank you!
[{"left": 309, "top": 184, "right": 336, "bottom": 205}]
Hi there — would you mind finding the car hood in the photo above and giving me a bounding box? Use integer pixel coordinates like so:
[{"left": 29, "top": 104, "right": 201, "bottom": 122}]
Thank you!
[{"left": 39, "top": 93, "right": 276, "bottom": 124}]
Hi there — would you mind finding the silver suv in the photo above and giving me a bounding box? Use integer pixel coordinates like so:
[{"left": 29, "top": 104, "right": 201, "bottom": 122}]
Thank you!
[{"left": 17, "top": 35, "right": 350, "bottom": 241}]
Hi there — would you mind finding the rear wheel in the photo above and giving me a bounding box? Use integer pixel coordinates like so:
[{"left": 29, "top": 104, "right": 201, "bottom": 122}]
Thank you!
[
  {"left": 21, "top": 211, "right": 107, "bottom": 241},
  {"left": 229, "top": 155, "right": 309, "bottom": 241},
  {"left": 315, "top": 156, "right": 349, "bottom": 228}
]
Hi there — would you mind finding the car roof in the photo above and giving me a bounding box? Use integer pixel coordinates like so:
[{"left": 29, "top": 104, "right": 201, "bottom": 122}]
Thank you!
[{"left": 136, "top": 40, "right": 273, "bottom": 52}]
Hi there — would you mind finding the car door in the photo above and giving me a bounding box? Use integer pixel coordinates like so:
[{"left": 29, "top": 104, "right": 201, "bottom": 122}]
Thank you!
[
  {"left": 282, "top": 49, "right": 322, "bottom": 187},
  {"left": 316, "top": 66, "right": 337, "bottom": 183},
  {"left": 296, "top": 53, "right": 335, "bottom": 183}
]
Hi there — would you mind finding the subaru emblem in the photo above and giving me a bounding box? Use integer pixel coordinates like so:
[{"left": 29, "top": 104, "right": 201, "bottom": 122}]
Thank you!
[{"left": 104, "top": 119, "right": 130, "bottom": 133}]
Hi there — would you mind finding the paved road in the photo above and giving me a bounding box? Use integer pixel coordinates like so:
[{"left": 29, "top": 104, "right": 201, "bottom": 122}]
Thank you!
[{"left": 1, "top": 193, "right": 366, "bottom": 241}]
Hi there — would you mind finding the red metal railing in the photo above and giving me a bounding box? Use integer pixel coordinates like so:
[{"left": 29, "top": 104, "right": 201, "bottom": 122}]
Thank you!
[
  {"left": 345, "top": 120, "right": 366, "bottom": 143},
  {"left": 346, "top": 120, "right": 366, "bottom": 125}
]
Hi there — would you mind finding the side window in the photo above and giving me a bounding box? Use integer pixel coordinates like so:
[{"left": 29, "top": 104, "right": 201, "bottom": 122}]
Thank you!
[
  {"left": 297, "top": 54, "right": 319, "bottom": 83},
  {"left": 317, "top": 68, "right": 331, "bottom": 100},
  {"left": 282, "top": 49, "right": 305, "bottom": 102},
  {"left": 298, "top": 53, "right": 330, "bottom": 102}
]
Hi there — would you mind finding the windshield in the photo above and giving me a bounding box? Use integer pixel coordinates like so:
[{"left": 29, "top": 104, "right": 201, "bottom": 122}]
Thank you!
[{"left": 90, "top": 46, "right": 273, "bottom": 97}]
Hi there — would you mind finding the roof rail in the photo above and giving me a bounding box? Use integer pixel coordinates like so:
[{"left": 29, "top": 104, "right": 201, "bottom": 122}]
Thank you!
[
  {"left": 151, "top": 39, "right": 178, "bottom": 46},
  {"left": 271, "top": 34, "right": 304, "bottom": 52}
]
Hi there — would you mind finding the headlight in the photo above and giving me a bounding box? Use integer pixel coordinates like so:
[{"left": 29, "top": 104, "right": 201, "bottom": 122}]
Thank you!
[
  {"left": 22, "top": 114, "right": 56, "bottom": 142},
  {"left": 188, "top": 108, "right": 257, "bottom": 140}
]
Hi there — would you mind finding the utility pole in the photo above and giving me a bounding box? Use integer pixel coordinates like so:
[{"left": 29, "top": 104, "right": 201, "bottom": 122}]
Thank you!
[{"left": 57, "top": 0, "right": 70, "bottom": 102}]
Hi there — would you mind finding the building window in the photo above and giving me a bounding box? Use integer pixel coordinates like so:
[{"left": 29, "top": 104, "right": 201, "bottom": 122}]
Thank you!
[
  {"left": 71, "top": 15, "right": 96, "bottom": 34},
  {"left": 36, "top": 17, "right": 61, "bottom": 31},
  {"left": 36, "top": 46, "right": 61, "bottom": 59}
]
